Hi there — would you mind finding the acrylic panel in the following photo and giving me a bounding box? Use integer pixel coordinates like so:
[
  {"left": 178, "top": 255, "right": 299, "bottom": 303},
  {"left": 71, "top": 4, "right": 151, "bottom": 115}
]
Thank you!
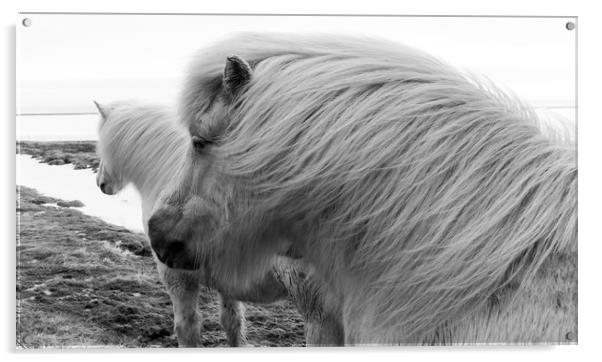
[{"left": 16, "top": 13, "right": 577, "bottom": 348}]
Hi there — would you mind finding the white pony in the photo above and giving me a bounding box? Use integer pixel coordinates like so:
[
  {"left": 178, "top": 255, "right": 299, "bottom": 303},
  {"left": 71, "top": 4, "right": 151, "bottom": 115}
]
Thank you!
[
  {"left": 94, "top": 101, "right": 343, "bottom": 347},
  {"left": 148, "top": 33, "right": 577, "bottom": 344}
]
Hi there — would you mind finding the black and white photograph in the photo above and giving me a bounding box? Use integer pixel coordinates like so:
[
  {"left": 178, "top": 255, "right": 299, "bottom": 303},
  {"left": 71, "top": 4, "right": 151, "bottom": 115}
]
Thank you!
[{"left": 13, "top": 10, "right": 579, "bottom": 349}]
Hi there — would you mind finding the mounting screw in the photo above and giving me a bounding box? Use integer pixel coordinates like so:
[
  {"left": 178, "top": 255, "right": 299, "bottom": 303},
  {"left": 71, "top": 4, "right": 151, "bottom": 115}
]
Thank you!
[
  {"left": 22, "top": 18, "right": 32, "bottom": 27},
  {"left": 565, "top": 21, "right": 575, "bottom": 31}
]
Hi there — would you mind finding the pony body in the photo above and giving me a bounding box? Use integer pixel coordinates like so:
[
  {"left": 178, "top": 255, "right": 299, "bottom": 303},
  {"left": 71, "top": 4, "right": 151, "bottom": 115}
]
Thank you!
[{"left": 149, "top": 33, "right": 577, "bottom": 344}]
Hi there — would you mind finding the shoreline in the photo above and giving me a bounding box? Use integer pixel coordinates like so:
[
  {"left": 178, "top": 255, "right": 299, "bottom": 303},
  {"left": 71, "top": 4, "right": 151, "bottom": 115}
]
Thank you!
[{"left": 17, "top": 140, "right": 100, "bottom": 172}]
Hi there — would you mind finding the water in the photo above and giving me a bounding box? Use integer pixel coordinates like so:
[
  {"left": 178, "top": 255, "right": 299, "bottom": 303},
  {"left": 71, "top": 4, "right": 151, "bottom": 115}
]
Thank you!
[{"left": 17, "top": 154, "right": 145, "bottom": 232}]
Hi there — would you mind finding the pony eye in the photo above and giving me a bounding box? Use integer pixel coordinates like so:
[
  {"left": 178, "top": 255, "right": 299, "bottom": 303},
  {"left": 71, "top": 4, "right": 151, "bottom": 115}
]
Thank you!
[{"left": 191, "top": 135, "right": 211, "bottom": 153}]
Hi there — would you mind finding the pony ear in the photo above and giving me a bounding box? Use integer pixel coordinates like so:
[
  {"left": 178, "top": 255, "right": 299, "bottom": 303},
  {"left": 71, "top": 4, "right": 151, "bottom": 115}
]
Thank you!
[
  {"left": 223, "top": 55, "right": 252, "bottom": 98},
  {"left": 93, "top": 100, "right": 111, "bottom": 120}
]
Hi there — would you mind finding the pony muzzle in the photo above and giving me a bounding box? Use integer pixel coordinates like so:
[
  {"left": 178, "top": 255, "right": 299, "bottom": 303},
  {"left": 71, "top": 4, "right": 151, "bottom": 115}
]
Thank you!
[
  {"left": 148, "top": 213, "right": 199, "bottom": 270},
  {"left": 152, "top": 238, "right": 198, "bottom": 270},
  {"left": 99, "top": 182, "right": 115, "bottom": 195}
]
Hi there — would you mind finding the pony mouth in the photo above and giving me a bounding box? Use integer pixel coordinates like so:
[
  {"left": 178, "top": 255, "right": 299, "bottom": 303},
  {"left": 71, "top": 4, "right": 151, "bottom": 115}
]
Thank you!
[
  {"left": 153, "top": 243, "right": 200, "bottom": 271},
  {"left": 161, "top": 256, "right": 200, "bottom": 270}
]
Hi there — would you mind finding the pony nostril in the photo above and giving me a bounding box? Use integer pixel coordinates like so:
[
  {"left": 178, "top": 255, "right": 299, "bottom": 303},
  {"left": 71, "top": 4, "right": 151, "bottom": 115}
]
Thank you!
[
  {"left": 100, "top": 182, "right": 107, "bottom": 193},
  {"left": 167, "top": 240, "right": 186, "bottom": 254},
  {"left": 147, "top": 212, "right": 196, "bottom": 269}
]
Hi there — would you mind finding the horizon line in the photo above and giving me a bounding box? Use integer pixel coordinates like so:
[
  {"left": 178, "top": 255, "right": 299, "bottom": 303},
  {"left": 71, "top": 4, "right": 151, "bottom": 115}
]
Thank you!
[{"left": 17, "top": 112, "right": 99, "bottom": 116}]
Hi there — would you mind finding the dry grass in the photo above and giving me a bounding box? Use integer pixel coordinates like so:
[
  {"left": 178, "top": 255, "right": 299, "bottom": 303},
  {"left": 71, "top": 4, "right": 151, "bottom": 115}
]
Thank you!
[{"left": 16, "top": 185, "right": 305, "bottom": 348}]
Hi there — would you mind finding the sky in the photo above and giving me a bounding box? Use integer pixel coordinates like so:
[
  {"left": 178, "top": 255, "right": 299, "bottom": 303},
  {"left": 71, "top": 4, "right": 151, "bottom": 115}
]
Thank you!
[{"left": 17, "top": 14, "right": 576, "bottom": 118}]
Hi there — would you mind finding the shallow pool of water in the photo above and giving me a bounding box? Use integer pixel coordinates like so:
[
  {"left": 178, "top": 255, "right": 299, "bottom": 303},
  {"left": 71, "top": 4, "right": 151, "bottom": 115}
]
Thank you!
[{"left": 17, "top": 154, "right": 144, "bottom": 233}]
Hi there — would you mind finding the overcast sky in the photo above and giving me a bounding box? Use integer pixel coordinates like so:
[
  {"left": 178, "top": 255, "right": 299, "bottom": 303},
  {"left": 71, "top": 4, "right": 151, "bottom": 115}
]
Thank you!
[{"left": 17, "top": 14, "right": 576, "bottom": 116}]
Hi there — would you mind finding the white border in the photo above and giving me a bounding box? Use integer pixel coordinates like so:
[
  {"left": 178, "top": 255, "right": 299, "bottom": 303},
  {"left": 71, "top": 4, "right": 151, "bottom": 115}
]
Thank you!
[{"left": 2, "top": 1, "right": 600, "bottom": 361}]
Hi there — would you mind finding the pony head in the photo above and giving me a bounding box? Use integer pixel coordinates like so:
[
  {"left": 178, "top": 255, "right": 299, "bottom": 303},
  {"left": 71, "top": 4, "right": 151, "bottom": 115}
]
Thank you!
[
  {"left": 147, "top": 55, "right": 252, "bottom": 270},
  {"left": 94, "top": 101, "right": 127, "bottom": 195},
  {"left": 96, "top": 159, "right": 126, "bottom": 195},
  {"left": 145, "top": 34, "right": 577, "bottom": 342}
]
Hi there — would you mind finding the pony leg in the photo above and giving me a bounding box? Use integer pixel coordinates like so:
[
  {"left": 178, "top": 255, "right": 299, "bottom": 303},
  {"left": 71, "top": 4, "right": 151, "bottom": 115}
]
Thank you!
[
  {"left": 218, "top": 295, "right": 247, "bottom": 346},
  {"left": 156, "top": 261, "right": 203, "bottom": 347},
  {"left": 300, "top": 284, "right": 344, "bottom": 346},
  {"left": 272, "top": 258, "right": 344, "bottom": 346},
  {"left": 304, "top": 313, "right": 345, "bottom": 347}
]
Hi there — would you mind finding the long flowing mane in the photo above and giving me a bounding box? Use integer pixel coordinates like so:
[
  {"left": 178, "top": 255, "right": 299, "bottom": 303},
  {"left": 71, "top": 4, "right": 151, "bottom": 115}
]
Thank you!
[
  {"left": 97, "top": 101, "right": 189, "bottom": 200},
  {"left": 182, "top": 33, "right": 577, "bottom": 340}
]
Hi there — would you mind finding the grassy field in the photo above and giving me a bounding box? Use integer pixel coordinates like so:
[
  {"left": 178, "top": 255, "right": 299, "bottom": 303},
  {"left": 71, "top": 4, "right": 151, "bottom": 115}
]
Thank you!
[{"left": 16, "top": 143, "right": 306, "bottom": 348}]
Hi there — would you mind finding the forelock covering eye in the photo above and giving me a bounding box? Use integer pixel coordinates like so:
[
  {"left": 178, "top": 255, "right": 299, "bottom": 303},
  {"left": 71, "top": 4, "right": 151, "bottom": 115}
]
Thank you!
[{"left": 191, "top": 135, "right": 211, "bottom": 153}]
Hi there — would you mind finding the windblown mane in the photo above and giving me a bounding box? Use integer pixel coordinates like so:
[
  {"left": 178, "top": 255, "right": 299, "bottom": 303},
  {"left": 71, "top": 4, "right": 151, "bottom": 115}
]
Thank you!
[
  {"left": 97, "top": 101, "right": 189, "bottom": 199},
  {"left": 182, "top": 33, "right": 577, "bottom": 340}
]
